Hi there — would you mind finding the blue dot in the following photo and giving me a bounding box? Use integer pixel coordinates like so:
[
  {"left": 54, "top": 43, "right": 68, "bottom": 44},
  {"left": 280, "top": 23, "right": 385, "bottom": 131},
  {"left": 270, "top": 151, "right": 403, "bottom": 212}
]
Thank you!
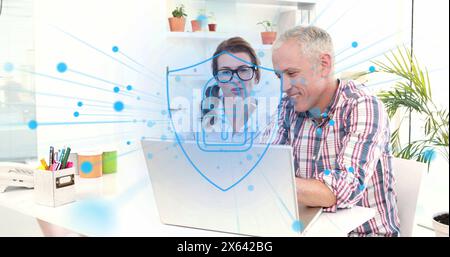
[
  {"left": 423, "top": 149, "right": 437, "bottom": 162},
  {"left": 329, "top": 119, "right": 335, "bottom": 126},
  {"left": 126, "top": 85, "right": 133, "bottom": 91},
  {"left": 147, "top": 120, "right": 154, "bottom": 128},
  {"left": 352, "top": 41, "right": 358, "bottom": 48},
  {"left": 113, "top": 87, "right": 120, "bottom": 93},
  {"left": 258, "top": 51, "right": 265, "bottom": 58},
  {"left": 309, "top": 107, "right": 321, "bottom": 118},
  {"left": 316, "top": 128, "right": 323, "bottom": 136},
  {"left": 113, "top": 101, "right": 124, "bottom": 112},
  {"left": 28, "top": 120, "right": 38, "bottom": 130},
  {"left": 137, "top": 96, "right": 141, "bottom": 100},
  {"left": 348, "top": 166, "right": 355, "bottom": 173},
  {"left": 248, "top": 185, "right": 254, "bottom": 191},
  {"left": 321, "top": 112, "right": 328, "bottom": 118},
  {"left": 133, "top": 119, "right": 137, "bottom": 123},
  {"left": 216, "top": 165, "right": 220, "bottom": 170},
  {"left": 77, "top": 101, "right": 83, "bottom": 107},
  {"left": 369, "top": 66, "right": 376, "bottom": 73},
  {"left": 239, "top": 161, "right": 243, "bottom": 165},
  {"left": 147, "top": 153, "right": 153, "bottom": 159},
  {"left": 324, "top": 169, "right": 331, "bottom": 176},
  {"left": 246, "top": 154, "right": 253, "bottom": 161},
  {"left": 156, "top": 92, "right": 160, "bottom": 96},
  {"left": 292, "top": 220, "right": 304, "bottom": 232},
  {"left": 359, "top": 184, "right": 365, "bottom": 191},
  {"left": 193, "top": 68, "right": 197, "bottom": 72},
  {"left": 3, "top": 62, "right": 14, "bottom": 72},
  {"left": 112, "top": 46, "right": 119, "bottom": 52},
  {"left": 160, "top": 135, "right": 167, "bottom": 141},
  {"left": 81, "top": 161, "right": 93, "bottom": 174},
  {"left": 175, "top": 76, "right": 181, "bottom": 82},
  {"left": 57, "top": 62, "right": 68, "bottom": 73},
  {"left": 265, "top": 81, "right": 270, "bottom": 85},
  {"left": 161, "top": 110, "right": 167, "bottom": 115},
  {"left": 126, "top": 141, "right": 131, "bottom": 145},
  {"left": 73, "top": 111, "right": 79, "bottom": 117}
]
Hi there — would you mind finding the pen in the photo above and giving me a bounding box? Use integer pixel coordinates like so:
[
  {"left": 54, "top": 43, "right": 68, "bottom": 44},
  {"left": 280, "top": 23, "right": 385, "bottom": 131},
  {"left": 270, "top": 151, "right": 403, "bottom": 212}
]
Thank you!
[
  {"left": 59, "top": 148, "right": 66, "bottom": 163},
  {"left": 49, "top": 146, "right": 54, "bottom": 165},
  {"left": 61, "top": 147, "right": 71, "bottom": 169}
]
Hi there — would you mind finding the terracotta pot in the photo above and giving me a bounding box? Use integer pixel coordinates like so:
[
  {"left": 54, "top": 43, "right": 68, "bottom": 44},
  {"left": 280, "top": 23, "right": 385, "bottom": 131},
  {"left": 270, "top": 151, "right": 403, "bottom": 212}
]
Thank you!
[
  {"left": 261, "top": 31, "right": 277, "bottom": 45},
  {"left": 208, "top": 23, "right": 217, "bottom": 32},
  {"left": 191, "top": 20, "right": 201, "bottom": 32},
  {"left": 168, "top": 17, "right": 185, "bottom": 32}
]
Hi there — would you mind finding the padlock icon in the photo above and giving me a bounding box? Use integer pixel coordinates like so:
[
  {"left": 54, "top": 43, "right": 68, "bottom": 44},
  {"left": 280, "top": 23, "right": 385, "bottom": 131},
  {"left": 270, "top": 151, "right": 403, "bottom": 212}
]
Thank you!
[{"left": 196, "top": 84, "right": 254, "bottom": 152}]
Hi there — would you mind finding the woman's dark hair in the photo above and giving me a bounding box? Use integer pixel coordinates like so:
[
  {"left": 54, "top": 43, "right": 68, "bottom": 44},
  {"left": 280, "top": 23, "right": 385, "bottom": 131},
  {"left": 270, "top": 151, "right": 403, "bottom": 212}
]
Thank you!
[
  {"left": 211, "top": 37, "right": 261, "bottom": 83},
  {"left": 202, "top": 37, "right": 261, "bottom": 125}
]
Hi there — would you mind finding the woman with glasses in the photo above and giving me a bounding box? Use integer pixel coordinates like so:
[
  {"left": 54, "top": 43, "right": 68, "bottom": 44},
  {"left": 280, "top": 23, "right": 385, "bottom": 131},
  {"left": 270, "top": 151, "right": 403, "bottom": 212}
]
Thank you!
[{"left": 200, "top": 37, "right": 261, "bottom": 143}]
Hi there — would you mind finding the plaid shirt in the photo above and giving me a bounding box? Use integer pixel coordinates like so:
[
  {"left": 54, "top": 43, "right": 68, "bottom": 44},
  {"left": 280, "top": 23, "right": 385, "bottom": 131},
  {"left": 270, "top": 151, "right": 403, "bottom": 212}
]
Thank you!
[{"left": 263, "top": 80, "right": 400, "bottom": 236}]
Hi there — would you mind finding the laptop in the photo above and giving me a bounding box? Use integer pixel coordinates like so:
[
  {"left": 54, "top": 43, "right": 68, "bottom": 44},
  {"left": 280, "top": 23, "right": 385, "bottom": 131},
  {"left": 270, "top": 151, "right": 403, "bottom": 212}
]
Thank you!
[{"left": 141, "top": 139, "right": 322, "bottom": 236}]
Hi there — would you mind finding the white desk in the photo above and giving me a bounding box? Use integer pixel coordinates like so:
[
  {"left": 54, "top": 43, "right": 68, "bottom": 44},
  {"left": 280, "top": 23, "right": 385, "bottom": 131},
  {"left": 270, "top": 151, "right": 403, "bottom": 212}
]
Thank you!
[{"left": 0, "top": 149, "right": 375, "bottom": 237}]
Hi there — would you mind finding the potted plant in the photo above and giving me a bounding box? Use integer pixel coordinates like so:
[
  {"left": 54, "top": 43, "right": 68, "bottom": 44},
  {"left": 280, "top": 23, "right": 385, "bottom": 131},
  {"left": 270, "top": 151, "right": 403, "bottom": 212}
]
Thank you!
[
  {"left": 168, "top": 4, "right": 187, "bottom": 32},
  {"left": 257, "top": 20, "right": 277, "bottom": 45},
  {"left": 207, "top": 12, "right": 217, "bottom": 32},
  {"left": 372, "top": 47, "right": 449, "bottom": 237},
  {"left": 191, "top": 19, "right": 201, "bottom": 32}
]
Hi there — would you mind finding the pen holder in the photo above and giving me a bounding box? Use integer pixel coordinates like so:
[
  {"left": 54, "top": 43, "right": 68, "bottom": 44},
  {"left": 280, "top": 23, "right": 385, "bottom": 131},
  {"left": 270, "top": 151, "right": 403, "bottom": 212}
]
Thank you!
[
  {"left": 78, "top": 152, "right": 103, "bottom": 178},
  {"left": 34, "top": 167, "right": 76, "bottom": 207}
]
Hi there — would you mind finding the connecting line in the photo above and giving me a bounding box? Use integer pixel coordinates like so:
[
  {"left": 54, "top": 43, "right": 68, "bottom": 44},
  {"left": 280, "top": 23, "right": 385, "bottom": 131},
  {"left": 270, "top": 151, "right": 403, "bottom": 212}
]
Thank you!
[
  {"left": 259, "top": 170, "right": 295, "bottom": 228},
  {"left": 334, "top": 41, "right": 411, "bottom": 75},
  {"left": 325, "top": 0, "right": 361, "bottom": 32},
  {"left": 335, "top": 30, "right": 404, "bottom": 65},
  {"left": 117, "top": 50, "right": 164, "bottom": 84},
  {"left": 69, "top": 68, "right": 162, "bottom": 100},
  {"left": 334, "top": 46, "right": 353, "bottom": 59},
  {"left": 53, "top": 26, "right": 162, "bottom": 86},
  {"left": 17, "top": 68, "right": 120, "bottom": 96},
  {"left": 0, "top": 85, "right": 112, "bottom": 105},
  {"left": 310, "top": 0, "right": 335, "bottom": 26}
]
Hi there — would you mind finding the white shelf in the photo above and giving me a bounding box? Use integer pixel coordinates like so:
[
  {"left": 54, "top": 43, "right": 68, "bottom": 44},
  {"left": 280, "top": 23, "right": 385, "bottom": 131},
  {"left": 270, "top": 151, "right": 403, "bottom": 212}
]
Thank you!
[
  {"left": 166, "top": 32, "right": 232, "bottom": 40},
  {"left": 200, "top": 0, "right": 316, "bottom": 7}
]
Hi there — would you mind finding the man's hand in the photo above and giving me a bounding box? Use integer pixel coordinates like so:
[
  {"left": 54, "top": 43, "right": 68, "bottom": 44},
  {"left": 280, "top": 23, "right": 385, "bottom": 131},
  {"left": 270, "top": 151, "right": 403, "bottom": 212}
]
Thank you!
[{"left": 296, "top": 178, "right": 336, "bottom": 208}]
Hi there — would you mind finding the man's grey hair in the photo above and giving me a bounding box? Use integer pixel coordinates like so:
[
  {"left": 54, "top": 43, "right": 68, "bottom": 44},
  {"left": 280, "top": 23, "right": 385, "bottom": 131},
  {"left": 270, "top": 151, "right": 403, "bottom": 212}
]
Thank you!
[{"left": 273, "top": 26, "right": 334, "bottom": 62}]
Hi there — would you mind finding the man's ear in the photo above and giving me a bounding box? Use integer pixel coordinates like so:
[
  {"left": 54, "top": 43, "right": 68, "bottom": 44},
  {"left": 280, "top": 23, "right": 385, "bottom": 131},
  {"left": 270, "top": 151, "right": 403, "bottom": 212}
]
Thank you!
[{"left": 319, "top": 53, "right": 333, "bottom": 78}]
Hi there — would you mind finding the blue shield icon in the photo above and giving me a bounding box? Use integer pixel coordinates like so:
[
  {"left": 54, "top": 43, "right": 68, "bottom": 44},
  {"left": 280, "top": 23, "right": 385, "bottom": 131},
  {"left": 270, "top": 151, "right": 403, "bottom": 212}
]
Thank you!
[{"left": 166, "top": 51, "right": 283, "bottom": 191}]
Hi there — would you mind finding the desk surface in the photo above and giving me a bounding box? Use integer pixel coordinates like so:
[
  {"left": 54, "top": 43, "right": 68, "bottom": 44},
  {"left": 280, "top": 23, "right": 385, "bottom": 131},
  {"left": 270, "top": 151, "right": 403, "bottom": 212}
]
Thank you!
[{"left": 0, "top": 149, "right": 375, "bottom": 237}]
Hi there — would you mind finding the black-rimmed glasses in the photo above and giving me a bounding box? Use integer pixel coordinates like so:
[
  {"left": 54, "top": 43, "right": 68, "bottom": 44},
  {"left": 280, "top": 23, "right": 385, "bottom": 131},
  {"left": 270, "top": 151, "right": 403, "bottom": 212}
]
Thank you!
[{"left": 214, "top": 66, "right": 257, "bottom": 83}]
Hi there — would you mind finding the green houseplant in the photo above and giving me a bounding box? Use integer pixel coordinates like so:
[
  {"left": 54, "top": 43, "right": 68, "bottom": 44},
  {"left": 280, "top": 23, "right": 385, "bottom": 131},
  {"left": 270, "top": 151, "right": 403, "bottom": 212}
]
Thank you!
[
  {"left": 168, "top": 4, "right": 187, "bottom": 32},
  {"left": 257, "top": 20, "right": 277, "bottom": 45},
  {"left": 372, "top": 47, "right": 449, "bottom": 236}
]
